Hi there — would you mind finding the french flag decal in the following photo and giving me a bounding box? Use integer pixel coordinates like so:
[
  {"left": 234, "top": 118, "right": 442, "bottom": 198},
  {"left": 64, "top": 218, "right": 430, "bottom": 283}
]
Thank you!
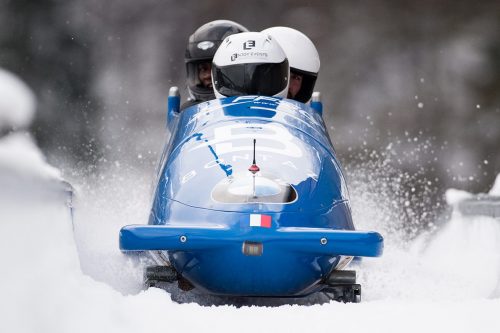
[{"left": 249, "top": 214, "right": 272, "bottom": 228}]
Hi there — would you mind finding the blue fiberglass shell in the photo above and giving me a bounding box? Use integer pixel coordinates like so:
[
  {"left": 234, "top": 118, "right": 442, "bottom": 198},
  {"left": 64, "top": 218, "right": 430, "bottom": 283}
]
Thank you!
[{"left": 120, "top": 95, "right": 383, "bottom": 297}]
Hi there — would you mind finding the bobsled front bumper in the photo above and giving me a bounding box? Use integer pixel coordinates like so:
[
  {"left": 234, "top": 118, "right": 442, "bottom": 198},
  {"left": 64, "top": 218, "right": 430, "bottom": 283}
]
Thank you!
[{"left": 120, "top": 225, "right": 383, "bottom": 257}]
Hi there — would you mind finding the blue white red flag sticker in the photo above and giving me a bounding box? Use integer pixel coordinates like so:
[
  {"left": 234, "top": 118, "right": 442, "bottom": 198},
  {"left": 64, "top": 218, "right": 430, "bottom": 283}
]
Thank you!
[{"left": 249, "top": 214, "right": 272, "bottom": 228}]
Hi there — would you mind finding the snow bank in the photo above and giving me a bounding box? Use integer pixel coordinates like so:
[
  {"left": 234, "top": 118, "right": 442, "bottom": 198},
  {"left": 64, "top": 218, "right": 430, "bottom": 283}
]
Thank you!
[
  {"left": 0, "top": 132, "right": 62, "bottom": 182},
  {"left": 445, "top": 188, "right": 474, "bottom": 205},
  {"left": 445, "top": 173, "right": 500, "bottom": 203},
  {"left": 0, "top": 68, "right": 35, "bottom": 130},
  {"left": 489, "top": 174, "right": 500, "bottom": 196},
  {"left": 361, "top": 213, "right": 500, "bottom": 302},
  {"left": 348, "top": 167, "right": 500, "bottom": 302}
]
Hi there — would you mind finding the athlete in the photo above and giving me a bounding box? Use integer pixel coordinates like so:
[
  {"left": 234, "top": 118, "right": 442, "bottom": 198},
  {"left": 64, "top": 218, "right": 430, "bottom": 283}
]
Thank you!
[
  {"left": 182, "top": 20, "right": 248, "bottom": 110},
  {"left": 261, "top": 27, "right": 320, "bottom": 102},
  {"left": 211, "top": 31, "right": 290, "bottom": 99}
]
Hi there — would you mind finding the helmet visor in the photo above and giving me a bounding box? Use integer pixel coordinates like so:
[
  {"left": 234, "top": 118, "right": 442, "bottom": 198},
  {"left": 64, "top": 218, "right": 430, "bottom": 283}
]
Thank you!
[
  {"left": 290, "top": 68, "right": 318, "bottom": 103},
  {"left": 213, "top": 60, "right": 289, "bottom": 97},
  {"left": 186, "top": 60, "right": 215, "bottom": 101}
]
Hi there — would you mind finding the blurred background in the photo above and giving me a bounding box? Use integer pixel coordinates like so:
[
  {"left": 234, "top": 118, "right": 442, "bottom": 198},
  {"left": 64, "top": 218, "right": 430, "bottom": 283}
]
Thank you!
[{"left": 1, "top": 0, "right": 499, "bottom": 226}]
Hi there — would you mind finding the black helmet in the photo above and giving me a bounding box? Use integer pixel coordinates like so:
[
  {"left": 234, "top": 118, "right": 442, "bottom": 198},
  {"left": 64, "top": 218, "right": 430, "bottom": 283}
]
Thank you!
[{"left": 185, "top": 20, "right": 248, "bottom": 101}]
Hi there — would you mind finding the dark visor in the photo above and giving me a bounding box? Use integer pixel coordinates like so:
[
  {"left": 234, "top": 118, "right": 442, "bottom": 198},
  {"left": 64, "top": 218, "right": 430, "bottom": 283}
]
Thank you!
[{"left": 213, "top": 60, "right": 288, "bottom": 97}]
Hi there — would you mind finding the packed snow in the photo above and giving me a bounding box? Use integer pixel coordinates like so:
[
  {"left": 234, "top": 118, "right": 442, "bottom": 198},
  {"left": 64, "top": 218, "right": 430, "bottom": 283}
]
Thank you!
[
  {"left": 0, "top": 68, "right": 35, "bottom": 131},
  {"left": 1, "top": 69, "right": 499, "bottom": 333},
  {"left": 489, "top": 174, "right": 500, "bottom": 196},
  {"left": 0, "top": 132, "right": 62, "bottom": 182}
]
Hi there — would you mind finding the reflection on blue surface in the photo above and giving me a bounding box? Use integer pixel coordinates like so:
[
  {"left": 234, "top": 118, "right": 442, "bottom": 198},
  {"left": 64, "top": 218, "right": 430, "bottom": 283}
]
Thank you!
[
  {"left": 191, "top": 132, "right": 232, "bottom": 177},
  {"left": 228, "top": 176, "right": 280, "bottom": 196}
]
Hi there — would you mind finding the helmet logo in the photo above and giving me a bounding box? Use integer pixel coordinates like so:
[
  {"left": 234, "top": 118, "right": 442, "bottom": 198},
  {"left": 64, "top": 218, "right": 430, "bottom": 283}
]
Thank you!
[
  {"left": 197, "top": 41, "right": 215, "bottom": 50},
  {"left": 243, "top": 40, "right": 255, "bottom": 50},
  {"left": 231, "top": 53, "right": 238, "bottom": 61}
]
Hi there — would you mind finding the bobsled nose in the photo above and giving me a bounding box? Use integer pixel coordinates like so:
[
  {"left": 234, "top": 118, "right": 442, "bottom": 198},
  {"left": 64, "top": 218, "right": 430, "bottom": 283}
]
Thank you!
[
  {"left": 119, "top": 225, "right": 383, "bottom": 257},
  {"left": 120, "top": 225, "right": 383, "bottom": 296}
]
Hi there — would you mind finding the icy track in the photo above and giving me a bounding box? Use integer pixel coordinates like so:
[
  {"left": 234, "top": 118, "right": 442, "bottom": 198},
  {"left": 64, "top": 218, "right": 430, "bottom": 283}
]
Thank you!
[{"left": 0, "top": 144, "right": 498, "bottom": 333}]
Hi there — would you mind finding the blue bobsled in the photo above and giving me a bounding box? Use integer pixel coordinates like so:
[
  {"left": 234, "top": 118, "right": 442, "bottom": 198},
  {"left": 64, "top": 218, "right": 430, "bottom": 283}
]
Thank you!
[{"left": 120, "top": 92, "right": 383, "bottom": 299}]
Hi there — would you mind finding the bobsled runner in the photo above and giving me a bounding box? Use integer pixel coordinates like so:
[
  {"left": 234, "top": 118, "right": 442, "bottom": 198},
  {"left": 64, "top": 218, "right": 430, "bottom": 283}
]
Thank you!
[{"left": 119, "top": 89, "right": 384, "bottom": 303}]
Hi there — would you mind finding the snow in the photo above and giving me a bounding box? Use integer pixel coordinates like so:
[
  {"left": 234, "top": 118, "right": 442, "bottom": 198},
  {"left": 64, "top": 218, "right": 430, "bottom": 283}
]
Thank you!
[
  {"left": 445, "top": 173, "right": 500, "bottom": 204},
  {"left": 1, "top": 140, "right": 499, "bottom": 332},
  {"left": 0, "top": 75, "right": 499, "bottom": 332},
  {"left": 0, "top": 132, "right": 62, "bottom": 182},
  {"left": 489, "top": 174, "right": 500, "bottom": 196},
  {"left": 445, "top": 188, "right": 474, "bottom": 205},
  {"left": 0, "top": 68, "right": 35, "bottom": 130}
]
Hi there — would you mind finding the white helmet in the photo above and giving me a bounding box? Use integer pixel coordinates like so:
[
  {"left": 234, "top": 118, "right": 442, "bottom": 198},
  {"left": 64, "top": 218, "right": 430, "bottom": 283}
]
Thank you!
[
  {"left": 261, "top": 27, "right": 320, "bottom": 102},
  {"left": 212, "top": 32, "right": 289, "bottom": 99}
]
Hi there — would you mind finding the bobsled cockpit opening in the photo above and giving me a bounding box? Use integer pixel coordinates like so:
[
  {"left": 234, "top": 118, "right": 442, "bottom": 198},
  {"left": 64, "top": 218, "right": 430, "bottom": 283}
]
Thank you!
[{"left": 211, "top": 173, "right": 297, "bottom": 204}]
